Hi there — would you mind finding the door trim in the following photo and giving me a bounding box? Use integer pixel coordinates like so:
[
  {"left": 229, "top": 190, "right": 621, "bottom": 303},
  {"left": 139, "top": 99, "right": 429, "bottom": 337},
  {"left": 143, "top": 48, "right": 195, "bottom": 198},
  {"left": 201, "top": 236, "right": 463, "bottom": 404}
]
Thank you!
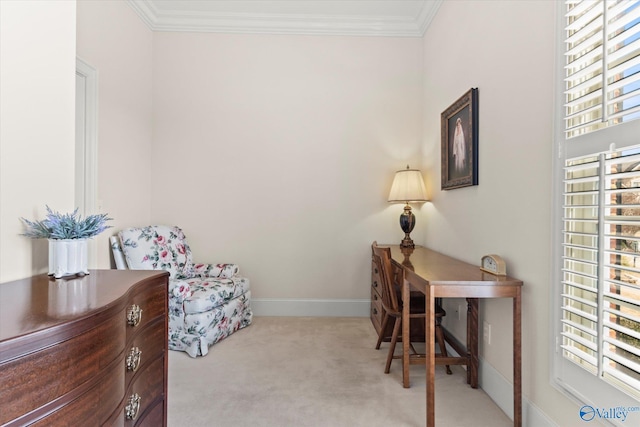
[{"left": 76, "top": 57, "right": 98, "bottom": 267}]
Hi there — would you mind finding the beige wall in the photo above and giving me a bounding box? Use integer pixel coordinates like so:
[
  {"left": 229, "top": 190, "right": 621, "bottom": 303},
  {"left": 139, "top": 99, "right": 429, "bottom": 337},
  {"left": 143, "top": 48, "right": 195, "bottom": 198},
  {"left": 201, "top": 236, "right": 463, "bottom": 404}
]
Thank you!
[
  {"left": 151, "top": 33, "right": 423, "bottom": 300},
  {"left": 0, "top": 0, "right": 77, "bottom": 282},
  {"left": 76, "top": 0, "right": 154, "bottom": 268},
  {"left": 422, "top": 1, "right": 581, "bottom": 425}
]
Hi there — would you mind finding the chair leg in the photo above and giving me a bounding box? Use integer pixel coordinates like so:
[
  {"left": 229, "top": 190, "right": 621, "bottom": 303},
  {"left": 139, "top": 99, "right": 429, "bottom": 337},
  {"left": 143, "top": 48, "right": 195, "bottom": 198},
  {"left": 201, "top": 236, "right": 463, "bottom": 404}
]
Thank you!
[
  {"left": 435, "top": 324, "right": 452, "bottom": 375},
  {"left": 385, "top": 317, "right": 401, "bottom": 374},
  {"left": 376, "top": 312, "right": 389, "bottom": 350}
]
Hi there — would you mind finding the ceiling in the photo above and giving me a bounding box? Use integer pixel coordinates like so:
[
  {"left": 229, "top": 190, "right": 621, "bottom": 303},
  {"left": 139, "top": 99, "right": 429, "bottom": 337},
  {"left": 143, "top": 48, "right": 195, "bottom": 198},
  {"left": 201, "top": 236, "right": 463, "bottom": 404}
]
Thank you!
[{"left": 127, "top": 0, "right": 443, "bottom": 37}]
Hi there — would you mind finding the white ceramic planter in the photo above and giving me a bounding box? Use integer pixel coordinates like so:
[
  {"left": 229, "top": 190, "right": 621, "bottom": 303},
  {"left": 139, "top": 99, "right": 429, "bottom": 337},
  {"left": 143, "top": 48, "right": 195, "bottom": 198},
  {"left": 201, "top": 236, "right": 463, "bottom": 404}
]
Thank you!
[{"left": 48, "top": 238, "right": 89, "bottom": 278}]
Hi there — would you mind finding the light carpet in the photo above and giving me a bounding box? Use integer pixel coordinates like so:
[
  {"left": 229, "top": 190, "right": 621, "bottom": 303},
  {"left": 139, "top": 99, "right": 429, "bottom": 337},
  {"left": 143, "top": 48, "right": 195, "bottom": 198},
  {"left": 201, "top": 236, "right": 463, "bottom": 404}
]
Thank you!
[{"left": 168, "top": 317, "right": 512, "bottom": 427}]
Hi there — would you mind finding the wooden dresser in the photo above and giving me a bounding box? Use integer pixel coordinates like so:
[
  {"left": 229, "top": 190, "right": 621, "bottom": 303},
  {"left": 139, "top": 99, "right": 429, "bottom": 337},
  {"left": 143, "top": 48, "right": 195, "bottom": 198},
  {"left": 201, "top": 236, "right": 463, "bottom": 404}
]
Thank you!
[
  {"left": 370, "top": 246, "right": 425, "bottom": 342},
  {"left": 0, "top": 270, "right": 169, "bottom": 427}
]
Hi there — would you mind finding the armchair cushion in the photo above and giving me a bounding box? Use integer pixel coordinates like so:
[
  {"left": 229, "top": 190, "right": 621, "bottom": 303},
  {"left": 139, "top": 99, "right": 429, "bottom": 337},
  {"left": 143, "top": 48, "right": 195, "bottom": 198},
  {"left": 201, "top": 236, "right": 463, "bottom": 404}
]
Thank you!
[
  {"left": 182, "top": 276, "right": 250, "bottom": 315},
  {"left": 118, "top": 225, "right": 194, "bottom": 279}
]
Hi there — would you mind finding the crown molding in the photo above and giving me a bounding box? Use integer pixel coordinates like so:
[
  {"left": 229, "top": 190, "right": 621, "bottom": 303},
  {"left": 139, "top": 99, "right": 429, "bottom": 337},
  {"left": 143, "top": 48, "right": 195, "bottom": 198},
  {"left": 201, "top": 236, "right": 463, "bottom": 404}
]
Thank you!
[
  {"left": 127, "top": 0, "right": 442, "bottom": 37},
  {"left": 417, "top": 0, "right": 443, "bottom": 36},
  {"left": 127, "top": 0, "right": 157, "bottom": 30}
]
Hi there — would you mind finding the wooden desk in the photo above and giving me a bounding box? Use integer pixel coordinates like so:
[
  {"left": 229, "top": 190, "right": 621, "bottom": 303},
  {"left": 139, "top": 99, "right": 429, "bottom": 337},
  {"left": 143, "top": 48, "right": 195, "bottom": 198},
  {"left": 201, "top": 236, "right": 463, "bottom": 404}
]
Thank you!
[{"left": 388, "top": 245, "right": 523, "bottom": 427}]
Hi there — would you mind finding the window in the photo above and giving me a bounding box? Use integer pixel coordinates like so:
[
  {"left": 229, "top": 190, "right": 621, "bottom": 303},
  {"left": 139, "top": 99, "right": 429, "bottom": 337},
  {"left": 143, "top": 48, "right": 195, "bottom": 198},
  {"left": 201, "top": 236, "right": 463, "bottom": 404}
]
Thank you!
[
  {"left": 554, "top": 0, "right": 640, "bottom": 412},
  {"left": 563, "top": 148, "right": 640, "bottom": 400},
  {"left": 564, "top": 0, "right": 640, "bottom": 139}
]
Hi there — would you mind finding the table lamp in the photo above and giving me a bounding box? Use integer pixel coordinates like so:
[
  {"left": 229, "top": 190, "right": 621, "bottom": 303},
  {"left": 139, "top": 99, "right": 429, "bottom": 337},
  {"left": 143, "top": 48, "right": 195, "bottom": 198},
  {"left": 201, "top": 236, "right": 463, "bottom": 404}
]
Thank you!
[{"left": 387, "top": 165, "right": 427, "bottom": 249}]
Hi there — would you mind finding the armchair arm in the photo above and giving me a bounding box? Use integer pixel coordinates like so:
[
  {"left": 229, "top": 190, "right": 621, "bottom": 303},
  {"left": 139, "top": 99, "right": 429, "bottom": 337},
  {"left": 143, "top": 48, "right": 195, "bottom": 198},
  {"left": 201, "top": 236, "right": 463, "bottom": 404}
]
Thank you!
[
  {"left": 169, "top": 279, "right": 192, "bottom": 303},
  {"left": 193, "top": 263, "right": 239, "bottom": 279}
]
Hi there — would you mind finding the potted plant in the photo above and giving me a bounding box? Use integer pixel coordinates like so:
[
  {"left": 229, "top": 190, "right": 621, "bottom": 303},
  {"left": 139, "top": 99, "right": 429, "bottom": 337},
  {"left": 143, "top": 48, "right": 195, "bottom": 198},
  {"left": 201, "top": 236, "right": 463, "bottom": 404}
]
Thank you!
[{"left": 21, "top": 206, "right": 112, "bottom": 278}]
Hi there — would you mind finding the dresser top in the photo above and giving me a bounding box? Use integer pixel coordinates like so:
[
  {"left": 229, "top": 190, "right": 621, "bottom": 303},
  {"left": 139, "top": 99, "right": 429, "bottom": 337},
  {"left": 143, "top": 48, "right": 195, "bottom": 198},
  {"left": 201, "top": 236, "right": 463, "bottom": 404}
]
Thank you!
[{"left": 0, "top": 269, "right": 168, "bottom": 344}]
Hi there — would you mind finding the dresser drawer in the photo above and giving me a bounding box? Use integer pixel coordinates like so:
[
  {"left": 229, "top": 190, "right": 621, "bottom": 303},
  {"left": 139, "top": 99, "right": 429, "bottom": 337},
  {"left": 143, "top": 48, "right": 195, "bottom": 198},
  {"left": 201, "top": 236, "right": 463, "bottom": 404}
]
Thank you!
[
  {"left": 371, "top": 256, "right": 385, "bottom": 334},
  {"left": 0, "top": 314, "right": 124, "bottom": 425},
  {"left": 100, "top": 353, "right": 127, "bottom": 422},
  {"left": 26, "top": 355, "right": 125, "bottom": 427},
  {"left": 136, "top": 399, "right": 164, "bottom": 427},
  {"left": 371, "top": 259, "right": 382, "bottom": 294},
  {"left": 29, "top": 382, "right": 101, "bottom": 427},
  {"left": 125, "top": 279, "right": 166, "bottom": 342},
  {"left": 371, "top": 284, "right": 383, "bottom": 322},
  {"left": 106, "top": 355, "right": 164, "bottom": 427},
  {"left": 124, "top": 317, "right": 165, "bottom": 388}
]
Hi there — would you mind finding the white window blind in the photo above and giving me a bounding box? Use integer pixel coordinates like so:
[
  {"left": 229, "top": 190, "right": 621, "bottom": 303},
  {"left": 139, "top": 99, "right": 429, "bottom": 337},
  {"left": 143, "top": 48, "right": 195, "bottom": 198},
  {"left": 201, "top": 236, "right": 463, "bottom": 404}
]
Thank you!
[
  {"left": 563, "top": 147, "right": 640, "bottom": 400},
  {"left": 555, "top": 0, "right": 640, "bottom": 413},
  {"left": 565, "top": 0, "right": 640, "bottom": 139}
]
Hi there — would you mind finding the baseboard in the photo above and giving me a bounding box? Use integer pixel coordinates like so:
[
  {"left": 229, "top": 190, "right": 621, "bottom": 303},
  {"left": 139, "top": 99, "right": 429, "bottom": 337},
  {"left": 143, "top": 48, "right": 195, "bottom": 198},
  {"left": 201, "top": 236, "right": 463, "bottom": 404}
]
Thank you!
[
  {"left": 251, "top": 298, "right": 370, "bottom": 317},
  {"left": 442, "top": 342, "right": 557, "bottom": 427},
  {"left": 479, "top": 356, "right": 557, "bottom": 427}
]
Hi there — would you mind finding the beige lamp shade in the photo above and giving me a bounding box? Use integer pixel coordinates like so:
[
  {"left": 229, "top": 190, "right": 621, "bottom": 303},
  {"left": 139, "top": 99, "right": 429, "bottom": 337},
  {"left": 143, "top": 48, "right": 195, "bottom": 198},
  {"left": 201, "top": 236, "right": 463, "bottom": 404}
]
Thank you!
[{"left": 388, "top": 166, "right": 427, "bottom": 203}]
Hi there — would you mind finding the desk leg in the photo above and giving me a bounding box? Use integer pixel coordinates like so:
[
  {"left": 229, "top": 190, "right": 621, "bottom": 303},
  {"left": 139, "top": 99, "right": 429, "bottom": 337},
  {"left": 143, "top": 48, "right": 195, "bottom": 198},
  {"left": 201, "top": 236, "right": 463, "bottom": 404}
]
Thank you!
[
  {"left": 467, "top": 298, "right": 479, "bottom": 388},
  {"left": 426, "top": 288, "right": 435, "bottom": 427},
  {"left": 514, "top": 289, "right": 522, "bottom": 427},
  {"left": 402, "top": 273, "right": 410, "bottom": 388}
]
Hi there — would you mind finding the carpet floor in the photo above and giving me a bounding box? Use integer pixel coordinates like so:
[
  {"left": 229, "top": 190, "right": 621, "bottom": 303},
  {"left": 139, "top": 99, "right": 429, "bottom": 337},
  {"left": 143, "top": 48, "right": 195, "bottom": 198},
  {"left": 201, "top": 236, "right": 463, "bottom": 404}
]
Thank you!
[{"left": 168, "top": 317, "right": 512, "bottom": 427}]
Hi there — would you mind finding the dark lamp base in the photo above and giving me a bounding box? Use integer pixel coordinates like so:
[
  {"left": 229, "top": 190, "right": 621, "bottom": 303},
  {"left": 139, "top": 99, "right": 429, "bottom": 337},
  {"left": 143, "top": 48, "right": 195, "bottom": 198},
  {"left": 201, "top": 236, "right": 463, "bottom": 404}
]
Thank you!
[
  {"left": 399, "top": 203, "right": 417, "bottom": 249},
  {"left": 400, "top": 237, "right": 415, "bottom": 249}
]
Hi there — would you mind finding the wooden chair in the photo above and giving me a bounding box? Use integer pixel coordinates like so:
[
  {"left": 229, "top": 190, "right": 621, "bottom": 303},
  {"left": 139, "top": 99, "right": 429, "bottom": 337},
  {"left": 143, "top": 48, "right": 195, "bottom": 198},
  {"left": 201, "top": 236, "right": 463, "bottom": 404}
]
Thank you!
[{"left": 371, "top": 241, "right": 452, "bottom": 380}]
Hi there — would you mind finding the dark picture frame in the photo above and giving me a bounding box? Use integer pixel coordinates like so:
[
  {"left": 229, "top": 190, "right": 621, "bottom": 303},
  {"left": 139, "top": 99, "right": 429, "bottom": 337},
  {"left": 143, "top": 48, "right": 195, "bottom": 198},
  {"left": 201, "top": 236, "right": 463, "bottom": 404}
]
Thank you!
[{"left": 441, "top": 88, "right": 478, "bottom": 190}]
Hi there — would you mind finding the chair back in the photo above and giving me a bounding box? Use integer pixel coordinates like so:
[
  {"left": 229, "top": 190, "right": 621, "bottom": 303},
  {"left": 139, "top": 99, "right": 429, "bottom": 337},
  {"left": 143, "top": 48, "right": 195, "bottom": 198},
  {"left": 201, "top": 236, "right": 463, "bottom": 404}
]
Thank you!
[
  {"left": 115, "top": 225, "right": 195, "bottom": 279},
  {"left": 403, "top": 267, "right": 428, "bottom": 296},
  {"left": 372, "top": 242, "right": 400, "bottom": 314}
]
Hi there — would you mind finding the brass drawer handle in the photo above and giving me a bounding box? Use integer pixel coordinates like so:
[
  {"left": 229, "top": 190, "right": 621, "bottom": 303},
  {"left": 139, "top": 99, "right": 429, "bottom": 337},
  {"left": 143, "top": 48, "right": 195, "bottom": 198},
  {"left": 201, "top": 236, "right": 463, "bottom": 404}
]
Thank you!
[
  {"left": 125, "top": 393, "right": 141, "bottom": 420},
  {"left": 127, "top": 304, "right": 143, "bottom": 327},
  {"left": 126, "top": 347, "right": 142, "bottom": 372}
]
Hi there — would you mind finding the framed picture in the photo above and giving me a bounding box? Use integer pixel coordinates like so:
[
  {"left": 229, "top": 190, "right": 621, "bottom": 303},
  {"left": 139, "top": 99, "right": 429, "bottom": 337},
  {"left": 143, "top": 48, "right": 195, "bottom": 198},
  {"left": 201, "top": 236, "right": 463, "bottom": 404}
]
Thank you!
[{"left": 441, "top": 88, "right": 478, "bottom": 190}]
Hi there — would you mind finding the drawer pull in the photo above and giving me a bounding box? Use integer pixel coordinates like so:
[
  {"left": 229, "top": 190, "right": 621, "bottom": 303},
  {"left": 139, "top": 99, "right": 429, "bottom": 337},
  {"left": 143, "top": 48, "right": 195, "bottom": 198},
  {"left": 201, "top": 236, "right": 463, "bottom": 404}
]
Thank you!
[
  {"left": 373, "top": 280, "right": 378, "bottom": 288},
  {"left": 126, "top": 347, "right": 143, "bottom": 372},
  {"left": 127, "top": 304, "right": 143, "bottom": 327},
  {"left": 373, "top": 308, "right": 378, "bottom": 315},
  {"left": 125, "top": 393, "right": 141, "bottom": 420}
]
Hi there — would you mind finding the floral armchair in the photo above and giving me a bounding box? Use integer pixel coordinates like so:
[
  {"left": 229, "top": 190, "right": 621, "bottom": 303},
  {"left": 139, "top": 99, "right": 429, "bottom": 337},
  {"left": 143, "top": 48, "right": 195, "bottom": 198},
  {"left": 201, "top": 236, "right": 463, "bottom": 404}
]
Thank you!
[{"left": 110, "top": 225, "right": 252, "bottom": 357}]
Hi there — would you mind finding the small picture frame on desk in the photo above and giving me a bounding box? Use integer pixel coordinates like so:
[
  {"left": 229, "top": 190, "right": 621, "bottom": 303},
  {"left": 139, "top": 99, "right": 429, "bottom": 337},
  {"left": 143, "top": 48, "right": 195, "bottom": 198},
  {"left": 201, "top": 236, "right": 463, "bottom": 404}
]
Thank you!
[{"left": 441, "top": 88, "right": 479, "bottom": 190}]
